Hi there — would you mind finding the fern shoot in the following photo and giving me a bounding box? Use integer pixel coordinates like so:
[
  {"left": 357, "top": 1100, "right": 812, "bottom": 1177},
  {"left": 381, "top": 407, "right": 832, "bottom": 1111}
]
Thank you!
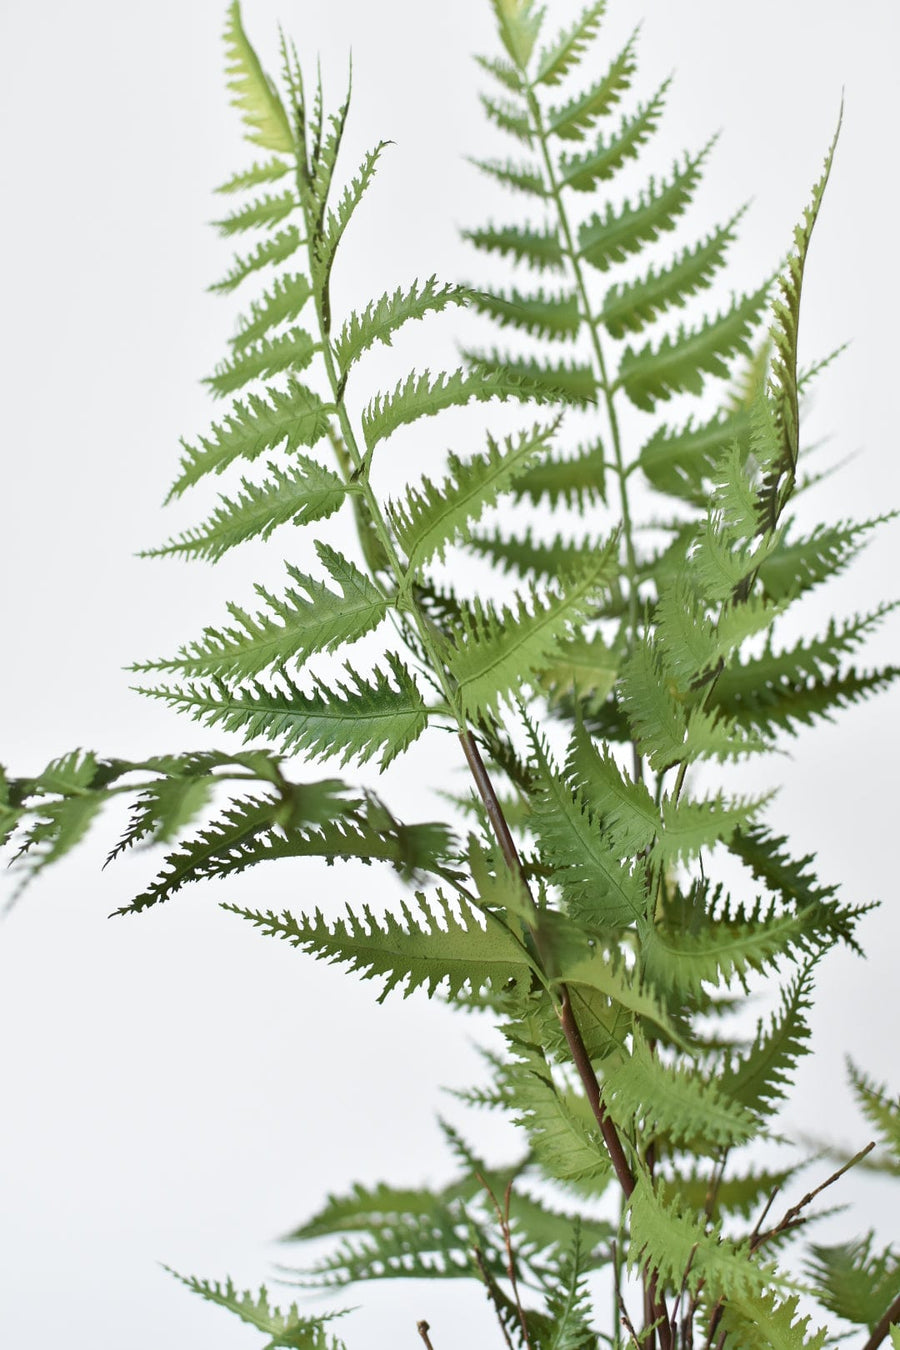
[{"left": 2, "top": 2, "right": 899, "bottom": 1348}]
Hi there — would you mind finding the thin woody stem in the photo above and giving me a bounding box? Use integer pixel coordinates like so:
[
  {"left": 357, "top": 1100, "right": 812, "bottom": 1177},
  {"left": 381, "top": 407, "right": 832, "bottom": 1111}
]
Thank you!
[
  {"left": 417, "top": 1322, "right": 436, "bottom": 1350},
  {"left": 861, "top": 1293, "right": 900, "bottom": 1350}
]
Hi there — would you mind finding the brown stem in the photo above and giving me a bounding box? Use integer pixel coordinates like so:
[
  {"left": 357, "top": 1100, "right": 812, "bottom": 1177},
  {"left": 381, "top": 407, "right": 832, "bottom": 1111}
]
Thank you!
[
  {"left": 417, "top": 1321, "right": 436, "bottom": 1350},
  {"left": 861, "top": 1291, "right": 900, "bottom": 1350},
  {"left": 749, "top": 1142, "right": 875, "bottom": 1254}
]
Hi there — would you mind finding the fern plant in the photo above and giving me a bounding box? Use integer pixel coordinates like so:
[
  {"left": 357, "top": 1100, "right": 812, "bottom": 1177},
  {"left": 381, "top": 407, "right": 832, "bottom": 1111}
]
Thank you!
[{"left": 3, "top": 1, "right": 899, "bottom": 1346}]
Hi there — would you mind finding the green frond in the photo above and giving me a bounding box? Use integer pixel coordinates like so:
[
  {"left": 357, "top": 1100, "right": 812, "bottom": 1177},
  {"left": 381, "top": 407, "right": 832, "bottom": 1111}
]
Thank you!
[
  {"left": 537, "top": 632, "right": 619, "bottom": 706},
  {"left": 474, "top": 52, "right": 525, "bottom": 95},
  {"left": 717, "top": 1291, "right": 828, "bottom": 1350},
  {"left": 559, "top": 80, "right": 669, "bottom": 193},
  {"left": 847, "top": 1061, "right": 900, "bottom": 1159},
  {"left": 470, "top": 154, "right": 547, "bottom": 198},
  {"left": 578, "top": 144, "right": 711, "bottom": 271},
  {"left": 361, "top": 366, "right": 556, "bottom": 452},
  {"left": 617, "top": 637, "right": 686, "bottom": 772},
  {"left": 167, "top": 381, "right": 332, "bottom": 498},
  {"left": 209, "top": 224, "right": 304, "bottom": 296},
  {"left": 539, "top": 1223, "right": 599, "bottom": 1350},
  {"left": 214, "top": 188, "right": 298, "bottom": 237},
  {"left": 446, "top": 539, "right": 617, "bottom": 720},
  {"left": 166, "top": 1268, "right": 346, "bottom": 1347},
  {"left": 534, "top": 2, "right": 606, "bottom": 86},
  {"left": 504, "top": 1037, "right": 612, "bottom": 1187},
  {"left": 231, "top": 272, "right": 313, "bottom": 350},
  {"left": 390, "top": 420, "right": 558, "bottom": 573},
  {"left": 511, "top": 440, "right": 606, "bottom": 507},
  {"left": 464, "top": 349, "right": 597, "bottom": 403},
  {"left": 545, "top": 32, "right": 636, "bottom": 141},
  {"left": 288, "top": 1207, "right": 486, "bottom": 1288},
  {"left": 656, "top": 789, "right": 769, "bottom": 868},
  {"left": 233, "top": 890, "right": 533, "bottom": 1002},
  {"left": 601, "top": 216, "right": 741, "bottom": 338},
  {"left": 618, "top": 284, "right": 769, "bottom": 411},
  {"left": 214, "top": 156, "right": 291, "bottom": 196},
  {"left": 150, "top": 457, "right": 347, "bottom": 561},
  {"left": 718, "top": 966, "right": 814, "bottom": 1119},
  {"left": 463, "top": 221, "right": 565, "bottom": 272},
  {"left": 672, "top": 1165, "right": 797, "bottom": 1223},
  {"left": 223, "top": 1, "right": 294, "bottom": 154},
  {"left": 491, "top": 0, "right": 546, "bottom": 70},
  {"left": 757, "top": 514, "right": 896, "bottom": 603},
  {"left": 529, "top": 729, "right": 648, "bottom": 927},
  {"left": 602, "top": 1036, "right": 757, "bottom": 1152},
  {"left": 627, "top": 1175, "right": 771, "bottom": 1303},
  {"left": 205, "top": 327, "right": 318, "bottom": 397},
  {"left": 638, "top": 406, "right": 752, "bottom": 501},
  {"left": 334, "top": 277, "right": 470, "bottom": 376},
  {"left": 137, "top": 544, "right": 388, "bottom": 681},
  {"left": 479, "top": 91, "right": 533, "bottom": 144},
  {"left": 468, "top": 284, "right": 581, "bottom": 341},
  {"left": 565, "top": 725, "right": 657, "bottom": 855},
  {"left": 315, "top": 142, "right": 388, "bottom": 291}
]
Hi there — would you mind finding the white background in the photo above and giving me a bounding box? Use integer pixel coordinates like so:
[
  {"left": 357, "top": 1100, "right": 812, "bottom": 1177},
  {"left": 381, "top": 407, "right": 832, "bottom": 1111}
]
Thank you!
[{"left": 1, "top": 1, "right": 899, "bottom": 1345}]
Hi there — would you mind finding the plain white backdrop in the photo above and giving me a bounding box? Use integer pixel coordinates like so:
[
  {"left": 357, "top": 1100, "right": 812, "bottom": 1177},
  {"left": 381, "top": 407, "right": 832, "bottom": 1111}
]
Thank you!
[{"left": 1, "top": 1, "right": 899, "bottom": 1345}]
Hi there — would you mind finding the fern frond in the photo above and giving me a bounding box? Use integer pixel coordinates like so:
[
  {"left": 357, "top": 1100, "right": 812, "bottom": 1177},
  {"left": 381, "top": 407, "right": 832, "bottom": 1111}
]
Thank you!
[
  {"left": 603, "top": 1036, "right": 757, "bottom": 1151},
  {"left": 209, "top": 224, "right": 303, "bottom": 296},
  {"left": 468, "top": 284, "right": 581, "bottom": 341},
  {"left": 534, "top": 1, "right": 606, "bottom": 86},
  {"left": 601, "top": 215, "right": 741, "bottom": 338},
  {"left": 289, "top": 1207, "right": 485, "bottom": 1288},
  {"left": 559, "top": 80, "right": 669, "bottom": 193},
  {"left": 539, "top": 1223, "right": 599, "bottom": 1350},
  {"left": 470, "top": 154, "right": 548, "bottom": 198},
  {"left": 618, "top": 284, "right": 769, "bottom": 410},
  {"left": 166, "top": 1268, "right": 346, "bottom": 1347},
  {"left": 391, "top": 421, "right": 558, "bottom": 573},
  {"left": 847, "top": 1061, "right": 900, "bottom": 1160},
  {"left": 463, "top": 221, "right": 565, "bottom": 272},
  {"left": 137, "top": 544, "right": 388, "bottom": 681},
  {"left": 491, "top": 0, "right": 545, "bottom": 70},
  {"left": 718, "top": 966, "right": 814, "bottom": 1120},
  {"left": 150, "top": 457, "right": 346, "bottom": 561},
  {"left": 334, "top": 277, "right": 470, "bottom": 376},
  {"left": 578, "top": 145, "right": 710, "bottom": 271},
  {"left": 504, "top": 1037, "right": 612, "bottom": 1187},
  {"left": 167, "top": 381, "right": 332, "bottom": 498},
  {"left": 638, "top": 406, "right": 752, "bottom": 501},
  {"left": 215, "top": 156, "right": 291, "bottom": 196},
  {"left": 233, "top": 891, "right": 533, "bottom": 1002},
  {"left": 545, "top": 32, "right": 636, "bottom": 140},
  {"left": 223, "top": 1, "right": 294, "bottom": 154},
  {"left": 214, "top": 189, "right": 298, "bottom": 237},
  {"left": 474, "top": 52, "right": 525, "bottom": 95},
  {"left": 757, "top": 513, "right": 896, "bottom": 603},
  {"left": 480, "top": 91, "right": 533, "bottom": 144},
  {"left": 446, "top": 541, "right": 617, "bottom": 720},
  {"left": 537, "top": 632, "right": 619, "bottom": 705},
  {"left": 656, "top": 790, "right": 769, "bottom": 868},
  {"left": 672, "top": 1165, "right": 798, "bottom": 1223},
  {"left": 362, "top": 366, "right": 555, "bottom": 452},
  {"left": 231, "top": 272, "right": 313, "bottom": 350},
  {"left": 205, "top": 327, "right": 318, "bottom": 397},
  {"left": 141, "top": 656, "right": 428, "bottom": 768},
  {"left": 315, "top": 141, "right": 387, "bottom": 283},
  {"left": 717, "top": 1290, "right": 828, "bottom": 1350},
  {"left": 463, "top": 349, "right": 597, "bottom": 403},
  {"left": 511, "top": 441, "right": 606, "bottom": 508}
]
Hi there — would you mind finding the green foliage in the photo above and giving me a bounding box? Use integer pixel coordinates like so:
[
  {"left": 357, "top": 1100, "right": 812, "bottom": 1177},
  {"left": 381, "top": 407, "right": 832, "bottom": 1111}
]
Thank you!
[{"left": 4, "top": 2, "right": 898, "bottom": 1348}]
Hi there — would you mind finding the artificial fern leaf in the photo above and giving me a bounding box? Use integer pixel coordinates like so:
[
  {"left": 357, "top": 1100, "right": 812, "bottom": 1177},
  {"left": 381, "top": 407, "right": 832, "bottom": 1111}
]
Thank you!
[
  {"left": 638, "top": 406, "right": 752, "bottom": 501},
  {"left": 600, "top": 216, "right": 741, "bottom": 338},
  {"left": 806, "top": 1234, "right": 900, "bottom": 1330},
  {"left": 470, "top": 154, "right": 548, "bottom": 198},
  {"left": 231, "top": 273, "right": 313, "bottom": 350},
  {"left": 463, "top": 349, "right": 598, "bottom": 403},
  {"left": 214, "top": 188, "right": 298, "bottom": 237},
  {"left": 564, "top": 725, "right": 657, "bottom": 855},
  {"left": 462, "top": 221, "right": 566, "bottom": 272},
  {"left": 757, "top": 514, "right": 896, "bottom": 603},
  {"left": 529, "top": 731, "right": 647, "bottom": 927},
  {"left": 215, "top": 156, "right": 291, "bottom": 196},
  {"left": 617, "top": 637, "right": 686, "bottom": 772},
  {"left": 167, "top": 380, "right": 332, "bottom": 498},
  {"left": 578, "top": 145, "right": 710, "bottom": 271},
  {"left": 537, "top": 631, "right": 619, "bottom": 706},
  {"left": 446, "top": 542, "right": 617, "bottom": 721},
  {"left": 391, "top": 421, "right": 558, "bottom": 573},
  {"left": 144, "top": 657, "right": 428, "bottom": 768},
  {"left": 491, "top": 0, "right": 545, "bottom": 69},
  {"left": 545, "top": 32, "right": 636, "bottom": 140},
  {"left": 223, "top": 1, "right": 294, "bottom": 154},
  {"left": 334, "top": 277, "right": 470, "bottom": 376},
  {"left": 656, "top": 790, "right": 769, "bottom": 869},
  {"left": 617, "top": 284, "right": 769, "bottom": 410},
  {"left": 847, "top": 1061, "right": 900, "bottom": 1160},
  {"left": 166, "top": 1269, "right": 345, "bottom": 1349},
  {"left": 468, "top": 527, "right": 604, "bottom": 581},
  {"left": 362, "top": 366, "right": 556, "bottom": 452},
  {"left": 534, "top": 1, "right": 606, "bottom": 86},
  {"left": 474, "top": 52, "right": 525, "bottom": 95},
  {"left": 717, "top": 1291, "right": 828, "bottom": 1350},
  {"left": 558, "top": 81, "right": 669, "bottom": 193},
  {"left": 504, "top": 1037, "right": 612, "bottom": 1186},
  {"left": 480, "top": 91, "right": 533, "bottom": 144},
  {"left": 718, "top": 967, "right": 814, "bottom": 1120},
  {"left": 205, "top": 327, "right": 318, "bottom": 397},
  {"left": 233, "top": 891, "right": 533, "bottom": 1001},
  {"left": 150, "top": 457, "right": 347, "bottom": 561},
  {"left": 602, "top": 1036, "right": 757, "bottom": 1151},
  {"left": 139, "top": 543, "right": 388, "bottom": 681},
  {"left": 315, "top": 142, "right": 388, "bottom": 287},
  {"left": 627, "top": 1176, "right": 771, "bottom": 1302},
  {"left": 210, "top": 226, "right": 304, "bottom": 296},
  {"left": 289, "top": 1207, "right": 486, "bottom": 1288},
  {"left": 511, "top": 441, "right": 606, "bottom": 508},
  {"left": 673, "top": 1165, "right": 797, "bottom": 1224},
  {"left": 538, "top": 1223, "right": 599, "bottom": 1350},
  {"left": 468, "top": 284, "right": 581, "bottom": 341}
]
